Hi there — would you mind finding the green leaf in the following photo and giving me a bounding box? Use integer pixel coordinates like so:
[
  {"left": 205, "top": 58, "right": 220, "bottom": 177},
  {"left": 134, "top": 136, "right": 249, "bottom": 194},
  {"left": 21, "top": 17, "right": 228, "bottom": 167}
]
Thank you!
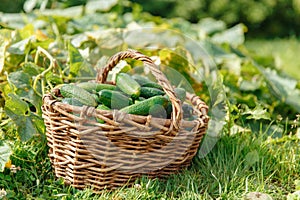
[
  {"left": 239, "top": 79, "right": 261, "bottom": 91},
  {"left": 254, "top": 63, "right": 300, "bottom": 112},
  {"left": 4, "top": 94, "right": 43, "bottom": 141},
  {"left": 68, "top": 41, "right": 84, "bottom": 78},
  {"left": 29, "top": 112, "right": 45, "bottom": 135},
  {"left": 85, "top": 0, "right": 118, "bottom": 12},
  {"left": 211, "top": 24, "right": 246, "bottom": 47},
  {"left": 7, "top": 71, "right": 31, "bottom": 91},
  {"left": 6, "top": 70, "right": 43, "bottom": 113},
  {"left": 197, "top": 17, "right": 226, "bottom": 36},
  {"left": 0, "top": 141, "right": 12, "bottom": 172},
  {"left": 17, "top": 114, "right": 44, "bottom": 141},
  {"left": 7, "top": 36, "right": 34, "bottom": 55},
  {"left": 198, "top": 40, "right": 228, "bottom": 58},
  {"left": 22, "top": 62, "right": 43, "bottom": 76},
  {"left": 45, "top": 73, "right": 64, "bottom": 85},
  {"left": 91, "top": 29, "right": 124, "bottom": 53},
  {"left": 159, "top": 47, "right": 201, "bottom": 93},
  {"left": 241, "top": 104, "right": 270, "bottom": 120},
  {"left": 4, "top": 93, "right": 29, "bottom": 117},
  {"left": 18, "top": 23, "right": 35, "bottom": 39},
  {"left": 0, "top": 13, "right": 26, "bottom": 29}
]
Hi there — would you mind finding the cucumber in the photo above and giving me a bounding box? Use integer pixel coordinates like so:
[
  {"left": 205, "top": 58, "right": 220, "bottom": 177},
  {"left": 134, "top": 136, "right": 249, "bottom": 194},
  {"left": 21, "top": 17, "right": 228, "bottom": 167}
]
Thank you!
[
  {"left": 96, "top": 104, "right": 111, "bottom": 110},
  {"left": 61, "top": 98, "right": 84, "bottom": 107},
  {"left": 60, "top": 84, "right": 98, "bottom": 107},
  {"left": 98, "top": 89, "right": 133, "bottom": 109},
  {"left": 134, "top": 97, "right": 146, "bottom": 104},
  {"left": 116, "top": 73, "right": 141, "bottom": 99},
  {"left": 120, "top": 95, "right": 169, "bottom": 116},
  {"left": 91, "top": 93, "right": 100, "bottom": 104},
  {"left": 132, "top": 74, "right": 163, "bottom": 90},
  {"left": 77, "top": 82, "right": 116, "bottom": 93},
  {"left": 140, "top": 87, "right": 165, "bottom": 99},
  {"left": 96, "top": 104, "right": 111, "bottom": 123}
]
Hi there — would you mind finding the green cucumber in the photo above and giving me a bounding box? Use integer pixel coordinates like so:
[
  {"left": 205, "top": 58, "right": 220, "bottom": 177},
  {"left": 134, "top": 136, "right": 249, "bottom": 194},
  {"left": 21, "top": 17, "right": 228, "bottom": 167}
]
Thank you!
[
  {"left": 132, "top": 74, "right": 163, "bottom": 90},
  {"left": 77, "top": 82, "right": 116, "bottom": 93},
  {"left": 96, "top": 104, "right": 111, "bottom": 123},
  {"left": 96, "top": 104, "right": 111, "bottom": 110},
  {"left": 61, "top": 98, "right": 84, "bottom": 106},
  {"left": 140, "top": 87, "right": 165, "bottom": 98},
  {"left": 91, "top": 93, "right": 100, "bottom": 104},
  {"left": 116, "top": 73, "right": 141, "bottom": 99},
  {"left": 120, "top": 95, "right": 169, "bottom": 116},
  {"left": 98, "top": 89, "right": 133, "bottom": 109},
  {"left": 60, "top": 84, "right": 98, "bottom": 107},
  {"left": 134, "top": 97, "right": 146, "bottom": 104}
]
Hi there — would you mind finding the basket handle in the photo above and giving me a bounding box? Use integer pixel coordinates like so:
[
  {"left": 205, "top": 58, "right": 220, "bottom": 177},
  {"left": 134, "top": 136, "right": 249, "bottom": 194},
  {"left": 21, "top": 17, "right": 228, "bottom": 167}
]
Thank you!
[{"left": 96, "top": 49, "right": 182, "bottom": 131}]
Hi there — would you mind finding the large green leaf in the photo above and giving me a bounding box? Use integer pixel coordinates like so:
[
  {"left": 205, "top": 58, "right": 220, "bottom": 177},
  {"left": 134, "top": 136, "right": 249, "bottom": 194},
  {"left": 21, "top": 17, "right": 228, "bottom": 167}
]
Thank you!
[
  {"left": 7, "top": 71, "right": 31, "bottom": 92},
  {"left": 4, "top": 93, "right": 29, "bottom": 117},
  {"left": 241, "top": 104, "right": 271, "bottom": 120},
  {"left": 6, "top": 70, "right": 42, "bottom": 113},
  {"left": 211, "top": 24, "right": 246, "bottom": 47},
  {"left": 68, "top": 41, "right": 84, "bottom": 78},
  {"left": 254, "top": 62, "right": 300, "bottom": 112},
  {"left": 85, "top": 0, "right": 118, "bottom": 13},
  {"left": 7, "top": 36, "right": 34, "bottom": 55},
  {"left": 158, "top": 47, "right": 202, "bottom": 93},
  {"left": 4, "top": 94, "right": 44, "bottom": 141},
  {"left": 197, "top": 18, "right": 226, "bottom": 36},
  {"left": 0, "top": 141, "right": 12, "bottom": 172}
]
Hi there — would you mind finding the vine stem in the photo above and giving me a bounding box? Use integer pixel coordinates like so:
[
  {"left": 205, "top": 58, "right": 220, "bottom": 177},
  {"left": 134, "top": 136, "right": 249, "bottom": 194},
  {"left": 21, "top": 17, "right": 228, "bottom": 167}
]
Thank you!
[{"left": 33, "top": 47, "right": 55, "bottom": 96}]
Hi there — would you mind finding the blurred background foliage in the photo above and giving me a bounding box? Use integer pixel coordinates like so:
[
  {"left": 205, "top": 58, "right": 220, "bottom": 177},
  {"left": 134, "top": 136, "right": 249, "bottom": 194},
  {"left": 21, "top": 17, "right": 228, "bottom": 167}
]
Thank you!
[
  {"left": 1, "top": 0, "right": 300, "bottom": 38},
  {"left": 132, "top": 0, "right": 300, "bottom": 38}
]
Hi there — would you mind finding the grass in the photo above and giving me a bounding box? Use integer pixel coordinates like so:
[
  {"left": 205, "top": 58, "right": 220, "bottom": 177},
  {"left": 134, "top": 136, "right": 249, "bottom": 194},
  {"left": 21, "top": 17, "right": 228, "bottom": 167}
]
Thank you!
[
  {"left": 245, "top": 37, "right": 300, "bottom": 80},
  {"left": 0, "top": 125, "right": 299, "bottom": 199}
]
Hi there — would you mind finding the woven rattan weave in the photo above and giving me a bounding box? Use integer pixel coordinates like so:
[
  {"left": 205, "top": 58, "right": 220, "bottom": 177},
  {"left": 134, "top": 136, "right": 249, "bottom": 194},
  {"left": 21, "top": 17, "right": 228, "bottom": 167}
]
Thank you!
[{"left": 42, "top": 49, "right": 209, "bottom": 191}]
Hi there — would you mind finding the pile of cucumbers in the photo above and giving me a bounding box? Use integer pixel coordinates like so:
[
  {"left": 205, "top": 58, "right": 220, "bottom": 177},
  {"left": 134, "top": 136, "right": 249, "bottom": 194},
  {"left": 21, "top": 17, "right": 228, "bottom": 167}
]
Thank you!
[{"left": 59, "top": 72, "right": 194, "bottom": 119}]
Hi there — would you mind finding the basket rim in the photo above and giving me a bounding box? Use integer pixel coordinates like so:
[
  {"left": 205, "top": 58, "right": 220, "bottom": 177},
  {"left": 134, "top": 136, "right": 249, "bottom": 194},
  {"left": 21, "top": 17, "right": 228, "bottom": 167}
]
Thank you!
[{"left": 42, "top": 89, "right": 209, "bottom": 133}]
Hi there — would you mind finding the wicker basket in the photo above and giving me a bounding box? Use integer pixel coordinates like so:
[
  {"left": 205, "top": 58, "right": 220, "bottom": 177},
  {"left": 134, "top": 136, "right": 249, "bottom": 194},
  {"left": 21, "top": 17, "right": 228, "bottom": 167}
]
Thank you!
[{"left": 42, "top": 49, "right": 209, "bottom": 191}]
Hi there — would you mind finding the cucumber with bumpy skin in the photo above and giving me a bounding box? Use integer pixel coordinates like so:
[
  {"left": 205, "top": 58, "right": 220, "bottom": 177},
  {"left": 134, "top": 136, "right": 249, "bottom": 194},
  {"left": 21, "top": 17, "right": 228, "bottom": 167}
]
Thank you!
[
  {"left": 98, "top": 89, "right": 133, "bottom": 109},
  {"left": 96, "top": 104, "right": 111, "bottom": 123},
  {"left": 120, "top": 95, "right": 169, "bottom": 116},
  {"left": 61, "top": 98, "right": 84, "bottom": 106},
  {"left": 91, "top": 93, "right": 100, "bottom": 104},
  {"left": 116, "top": 73, "right": 141, "bottom": 99},
  {"left": 132, "top": 74, "right": 163, "bottom": 90},
  {"left": 77, "top": 82, "right": 116, "bottom": 93},
  {"left": 96, "top": 104, "right": 111, "bottom": 110},
  {"left": 140, "top": 87, "right": 165, "bottom": 98},
  {"left": 60, "top": 84, "right": 98, "bottom": 107}
]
